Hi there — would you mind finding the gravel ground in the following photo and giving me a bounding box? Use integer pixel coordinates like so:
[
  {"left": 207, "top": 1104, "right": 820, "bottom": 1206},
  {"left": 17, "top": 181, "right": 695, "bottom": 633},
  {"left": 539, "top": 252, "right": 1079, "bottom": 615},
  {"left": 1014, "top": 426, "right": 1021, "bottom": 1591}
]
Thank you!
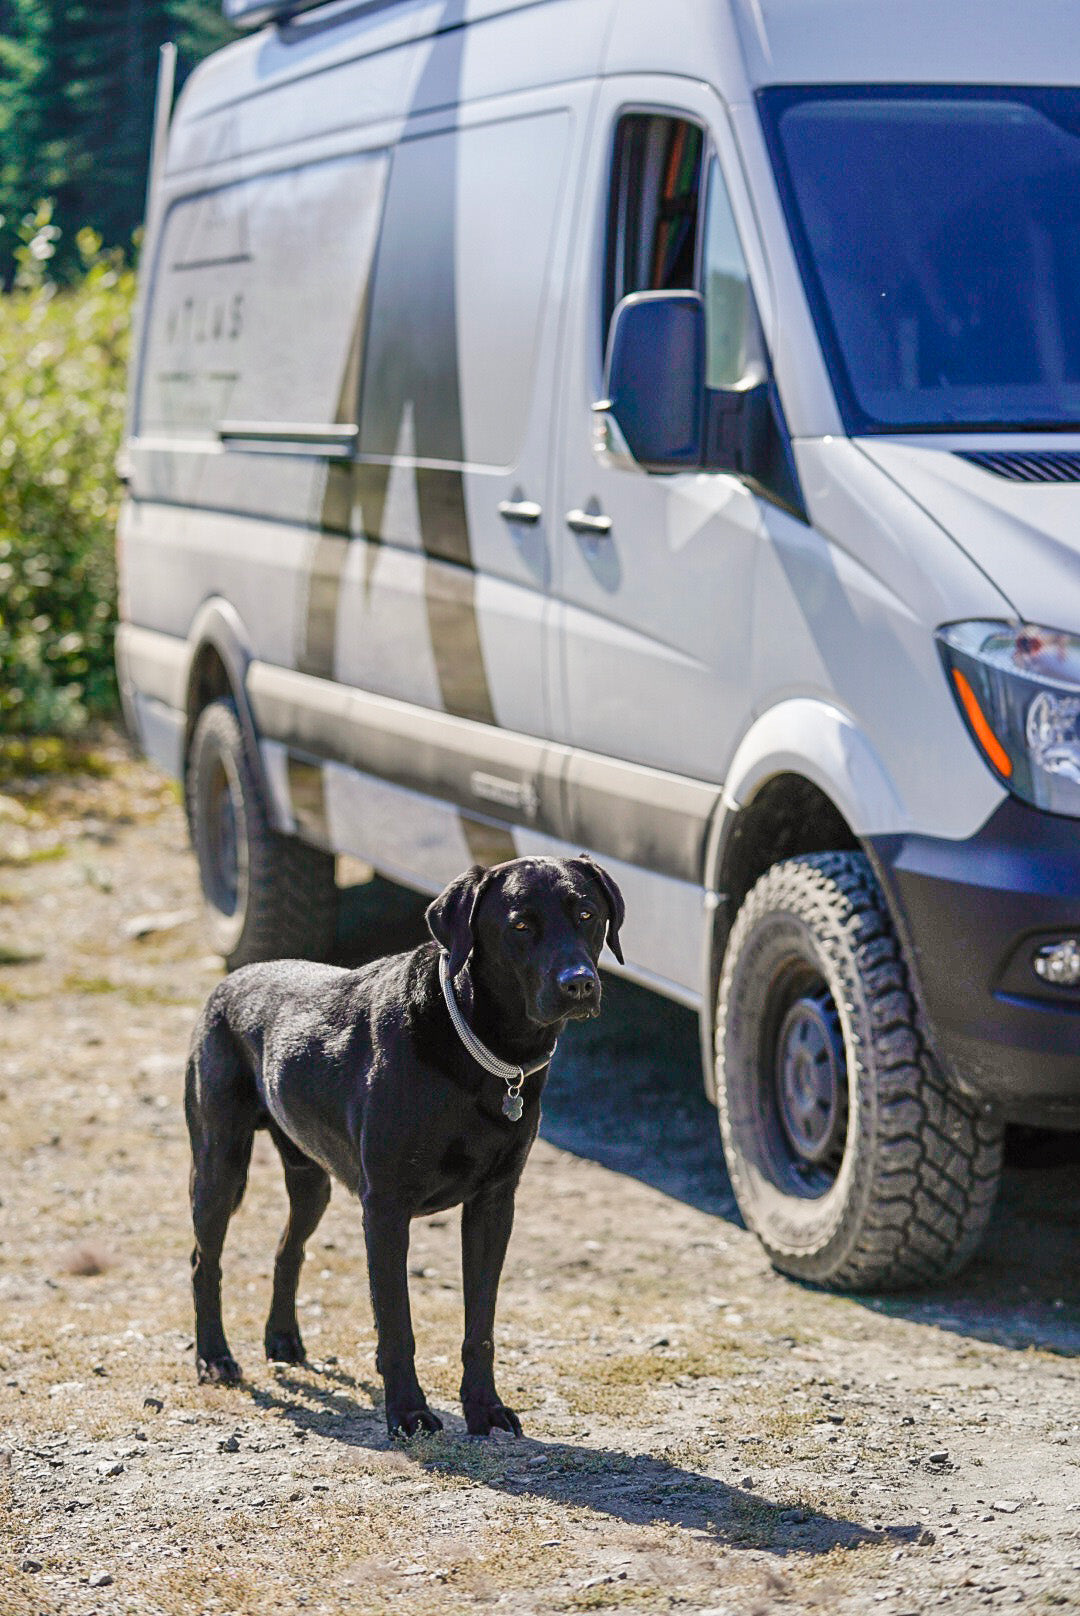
[{"left": 0, "top": 742, "right": 1078, "bottom": 1616}]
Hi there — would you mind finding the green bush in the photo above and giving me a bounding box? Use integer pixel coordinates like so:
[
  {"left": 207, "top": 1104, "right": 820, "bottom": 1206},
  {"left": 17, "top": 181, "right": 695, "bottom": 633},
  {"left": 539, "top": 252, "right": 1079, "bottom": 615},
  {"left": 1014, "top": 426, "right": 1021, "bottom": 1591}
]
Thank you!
[{"left": 0, "top": 203, "right": 134, "bottom": 734}]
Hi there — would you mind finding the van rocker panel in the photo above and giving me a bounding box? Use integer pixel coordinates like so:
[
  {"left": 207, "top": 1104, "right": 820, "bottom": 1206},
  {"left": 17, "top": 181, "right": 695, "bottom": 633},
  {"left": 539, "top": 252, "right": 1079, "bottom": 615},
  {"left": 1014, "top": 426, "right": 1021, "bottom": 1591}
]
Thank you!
[{"left": 870, "top": 796, "right": 1080, "bottom": 1128}]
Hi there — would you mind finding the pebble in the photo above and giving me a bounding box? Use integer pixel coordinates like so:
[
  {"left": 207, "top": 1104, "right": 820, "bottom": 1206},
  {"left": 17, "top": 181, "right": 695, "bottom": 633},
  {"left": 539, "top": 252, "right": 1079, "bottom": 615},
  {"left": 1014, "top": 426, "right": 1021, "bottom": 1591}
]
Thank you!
[
  {"left": 122, "top": 907, "right": 196, "bottom": 940},
  {"left": 219, "top": 1436, "right": 240, "bottom": 1453},
  {"left": 992, "top": 1500, "right": 1022, "bottom": 1513},
  {"left": 143, "top": 1397, "right": 164, "bottom": 1412},
  {"left": 927, "top": 1450, "right": 949, "bottom": 1465},
  {"left": 20, "top": 1556, "right": 43, "bottom": 1573},
  {"left": 88, "top": 1571, "right": 113, "bottom": 1588}
]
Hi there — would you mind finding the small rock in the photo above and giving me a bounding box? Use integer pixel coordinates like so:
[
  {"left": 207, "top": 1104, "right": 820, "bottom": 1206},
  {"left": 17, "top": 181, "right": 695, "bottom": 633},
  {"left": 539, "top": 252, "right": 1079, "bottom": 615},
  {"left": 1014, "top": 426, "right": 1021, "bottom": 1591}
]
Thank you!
[
  {"left": 88, "top": 1571, "right": 113, "bottom": 1588},
  {"left": 20, "top": 1557, "right": 43, "bottom": 1573},
  {"left": 826, "top": 1412, "right": 845, "bottom": 1424},
  {"left": 122, "top": 907, "right": 196, "bottom": 941},
  {"left": 992, "top": 1500, "right": 1022, "bottom": 1514},
  {"left": 97, "top": 1461, "right": 124, "bottom": 1477},
  {"left": 142, "top": 1397, "right": 164, "bottom": 1412},
  {"left": 919, "top": 1529, "right": 936, "bottom": 1546},
  {"left": 901, "top": 1414, "right": 915, "bottom": 1426},
  {"left": 927, "top": 1450, "right": 949, "bottom": 1465},
  {"left": 219, "top": 1436, "right": 240, "bottom": 1453},
  {"left": 740, "top": 1475, "right": 753, "bottom": 1488}
]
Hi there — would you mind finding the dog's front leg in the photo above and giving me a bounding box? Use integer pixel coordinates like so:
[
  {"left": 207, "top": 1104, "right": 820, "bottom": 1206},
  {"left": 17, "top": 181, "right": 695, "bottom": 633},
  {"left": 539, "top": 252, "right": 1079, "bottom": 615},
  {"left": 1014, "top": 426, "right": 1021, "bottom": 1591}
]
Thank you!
[
  {"left": 362, "top": 1194, "right": 442, "bottom": 1439},
  {"left": 460, "top": 1184, "right": 522, "bottom": 1437}
]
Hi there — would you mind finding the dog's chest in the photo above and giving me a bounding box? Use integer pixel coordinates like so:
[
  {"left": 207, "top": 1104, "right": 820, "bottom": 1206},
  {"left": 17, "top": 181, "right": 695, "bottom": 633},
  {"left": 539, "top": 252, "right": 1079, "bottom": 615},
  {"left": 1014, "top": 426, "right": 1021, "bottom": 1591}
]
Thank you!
[{"left": 413, "top": 1117, "right": 529, "bottom": 1215}]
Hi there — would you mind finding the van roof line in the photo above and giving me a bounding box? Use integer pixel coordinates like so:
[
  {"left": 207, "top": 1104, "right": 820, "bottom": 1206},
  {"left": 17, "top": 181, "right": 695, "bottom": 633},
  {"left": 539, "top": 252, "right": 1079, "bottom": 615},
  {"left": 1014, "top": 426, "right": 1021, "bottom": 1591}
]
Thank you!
[{"left": 223, "top": 0, "right": 426, "bottom": 30}]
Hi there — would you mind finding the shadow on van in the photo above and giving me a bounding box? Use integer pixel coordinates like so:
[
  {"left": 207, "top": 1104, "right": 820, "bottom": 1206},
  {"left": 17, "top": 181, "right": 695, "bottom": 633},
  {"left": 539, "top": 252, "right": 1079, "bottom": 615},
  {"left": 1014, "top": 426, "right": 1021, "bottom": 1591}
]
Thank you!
[{"left": 336, "top": 874, "right": 1080, "bottom": 1357}]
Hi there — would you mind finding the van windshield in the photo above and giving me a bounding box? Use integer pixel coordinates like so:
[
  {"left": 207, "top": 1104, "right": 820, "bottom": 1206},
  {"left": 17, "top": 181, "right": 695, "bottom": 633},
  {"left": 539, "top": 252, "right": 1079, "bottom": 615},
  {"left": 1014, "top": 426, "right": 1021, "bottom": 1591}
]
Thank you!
[{"left": 760, "top": 87, "right": 1080, "bottom": 433}]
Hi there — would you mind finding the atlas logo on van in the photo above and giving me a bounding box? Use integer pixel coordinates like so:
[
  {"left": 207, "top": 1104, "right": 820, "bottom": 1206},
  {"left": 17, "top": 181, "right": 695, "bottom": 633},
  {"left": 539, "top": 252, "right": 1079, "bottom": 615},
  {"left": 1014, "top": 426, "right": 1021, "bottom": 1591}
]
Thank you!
[{"left": 118, "top": 0, "right": 1080, "bottom": 1291}]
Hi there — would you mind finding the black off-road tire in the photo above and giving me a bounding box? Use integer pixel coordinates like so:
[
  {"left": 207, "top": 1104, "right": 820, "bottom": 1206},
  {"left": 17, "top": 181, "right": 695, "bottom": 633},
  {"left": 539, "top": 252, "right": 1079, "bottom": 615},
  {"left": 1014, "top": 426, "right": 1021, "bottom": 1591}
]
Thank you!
[
  {"left": 716, "top": 852, "right": 1003, "bottom": 1290},
  {"left": 186, "top": 698, "right": 337, "bottom": 970}
]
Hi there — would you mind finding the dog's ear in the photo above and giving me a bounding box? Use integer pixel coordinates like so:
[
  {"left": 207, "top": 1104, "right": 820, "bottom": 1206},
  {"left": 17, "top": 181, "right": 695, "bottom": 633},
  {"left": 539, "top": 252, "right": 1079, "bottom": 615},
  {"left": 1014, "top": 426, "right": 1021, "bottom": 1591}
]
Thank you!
[
  {"left": 426, "top": 864, "right": 491, "bottom": 977},
  {"left": 570, "top": 854, "right": 625, "bottom": 964}
]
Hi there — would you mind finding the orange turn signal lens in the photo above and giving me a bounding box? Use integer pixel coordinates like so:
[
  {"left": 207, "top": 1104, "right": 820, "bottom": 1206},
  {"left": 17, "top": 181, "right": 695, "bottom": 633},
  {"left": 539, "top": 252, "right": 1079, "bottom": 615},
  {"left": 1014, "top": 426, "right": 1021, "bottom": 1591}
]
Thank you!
[{"left": 951, "top": 668, "right": 1013, "bottom": 779}]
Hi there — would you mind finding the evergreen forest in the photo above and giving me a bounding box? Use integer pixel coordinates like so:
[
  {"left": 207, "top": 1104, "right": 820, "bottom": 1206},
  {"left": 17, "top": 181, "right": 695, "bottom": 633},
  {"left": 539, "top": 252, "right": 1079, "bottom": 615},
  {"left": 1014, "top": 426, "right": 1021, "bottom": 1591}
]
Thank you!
[{"left": 0, "top": 1, "right": 236, "bottom": 279}]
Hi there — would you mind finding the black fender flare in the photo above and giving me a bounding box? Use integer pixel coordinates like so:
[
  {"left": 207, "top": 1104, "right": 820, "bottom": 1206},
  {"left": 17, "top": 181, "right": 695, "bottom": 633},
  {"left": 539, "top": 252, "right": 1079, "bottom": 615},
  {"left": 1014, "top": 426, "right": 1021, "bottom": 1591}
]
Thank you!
[{"left": 181, "top": 599, "right": 288, "bottom": 834}]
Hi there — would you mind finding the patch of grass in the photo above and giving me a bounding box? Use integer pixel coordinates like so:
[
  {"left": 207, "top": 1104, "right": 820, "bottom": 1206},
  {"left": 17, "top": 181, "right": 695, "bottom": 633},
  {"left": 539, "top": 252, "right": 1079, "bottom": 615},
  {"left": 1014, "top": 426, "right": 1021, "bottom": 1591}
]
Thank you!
[
  {"left": 123, "top": 983, "right": 201, "bottom": 1008},
  {"left": 561, "top": 1345, "right": 747, "bottom": 1417},
  {"left": 0, "top": 842, "right": 68, "bottom": 868},
  {"left": 59, "top": 1242, "right": 112, "bottom": 1277},
  {"left": 0, "top": 736, "right": 113, "bottom": 783},
  {"left": 62, "top": 972, "right": 117, "bottom": 995},
  {"left": 566, "top": 1582, "right": 663, "bottom": 1611}
]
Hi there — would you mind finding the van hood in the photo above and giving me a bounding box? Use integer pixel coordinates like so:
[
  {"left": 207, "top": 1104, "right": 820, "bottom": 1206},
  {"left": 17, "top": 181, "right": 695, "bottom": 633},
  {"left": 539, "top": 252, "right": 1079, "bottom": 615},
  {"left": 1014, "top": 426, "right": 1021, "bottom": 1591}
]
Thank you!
[{"left": 857, "top": 440, "right": 1080, "bottom": 632}]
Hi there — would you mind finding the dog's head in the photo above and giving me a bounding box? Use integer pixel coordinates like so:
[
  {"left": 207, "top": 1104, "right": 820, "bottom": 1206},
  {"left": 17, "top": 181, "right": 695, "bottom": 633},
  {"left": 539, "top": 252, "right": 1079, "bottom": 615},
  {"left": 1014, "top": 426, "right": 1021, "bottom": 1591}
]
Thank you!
[{"left": 426, "top": 855, "right": 625, "bottom": 1026}]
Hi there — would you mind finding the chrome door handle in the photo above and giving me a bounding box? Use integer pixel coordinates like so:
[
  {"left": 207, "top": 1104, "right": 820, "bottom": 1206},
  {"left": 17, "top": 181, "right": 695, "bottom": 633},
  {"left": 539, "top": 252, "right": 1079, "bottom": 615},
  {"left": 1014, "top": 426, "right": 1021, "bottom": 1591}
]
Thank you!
[
  {"left": 498, "top": 499, "right": 542, "bottom": 525},
  {"left": 566, "top": 508, "right": 613, "bottom": 537}
]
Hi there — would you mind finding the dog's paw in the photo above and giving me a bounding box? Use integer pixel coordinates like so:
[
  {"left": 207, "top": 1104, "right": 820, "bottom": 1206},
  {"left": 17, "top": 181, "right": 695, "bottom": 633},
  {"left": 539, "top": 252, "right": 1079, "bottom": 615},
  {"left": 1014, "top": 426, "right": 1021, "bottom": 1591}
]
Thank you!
[
  {"left": 463, "top": 1401, "right": 523, "bottom": 1438},
  {"left": 265, "top": 1329, "right": 306, "bottom": 1365},
  {"left": 387, "top": 1405, "right": 443, "bottom": 1440},
  {"left": 197, "top": 1353, "right": 243, "bottom": 1386}
]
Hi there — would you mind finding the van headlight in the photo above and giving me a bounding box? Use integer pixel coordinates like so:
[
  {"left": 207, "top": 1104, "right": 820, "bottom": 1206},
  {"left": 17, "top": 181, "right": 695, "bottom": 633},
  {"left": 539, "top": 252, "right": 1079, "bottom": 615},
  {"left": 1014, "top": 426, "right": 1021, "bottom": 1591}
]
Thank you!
[{"left": 937, "top": 621, "right": 1080, "bottom": 815}]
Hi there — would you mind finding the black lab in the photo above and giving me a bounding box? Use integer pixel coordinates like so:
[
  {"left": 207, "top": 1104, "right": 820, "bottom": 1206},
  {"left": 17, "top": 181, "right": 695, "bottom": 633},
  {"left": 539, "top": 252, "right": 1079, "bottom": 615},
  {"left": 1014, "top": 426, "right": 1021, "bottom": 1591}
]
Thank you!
[{"left": 185, "top": 855, "right": 624, "bottom": 1438}]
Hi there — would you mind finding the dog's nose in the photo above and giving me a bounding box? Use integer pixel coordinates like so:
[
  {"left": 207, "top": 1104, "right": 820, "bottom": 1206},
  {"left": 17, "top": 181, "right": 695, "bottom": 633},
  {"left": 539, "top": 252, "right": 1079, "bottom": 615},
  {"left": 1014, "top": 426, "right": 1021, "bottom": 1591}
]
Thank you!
[{"left": 557, "top": 965, "right": 598, "bottom": 1004}]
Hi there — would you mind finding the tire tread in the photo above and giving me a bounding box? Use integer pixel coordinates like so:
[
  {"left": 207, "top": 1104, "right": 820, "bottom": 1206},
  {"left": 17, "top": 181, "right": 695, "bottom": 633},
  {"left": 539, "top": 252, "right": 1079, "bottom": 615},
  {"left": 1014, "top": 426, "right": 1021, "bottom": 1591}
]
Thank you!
[{"left": 717, "top": 851, "right": 1004, "bottom": 1291}]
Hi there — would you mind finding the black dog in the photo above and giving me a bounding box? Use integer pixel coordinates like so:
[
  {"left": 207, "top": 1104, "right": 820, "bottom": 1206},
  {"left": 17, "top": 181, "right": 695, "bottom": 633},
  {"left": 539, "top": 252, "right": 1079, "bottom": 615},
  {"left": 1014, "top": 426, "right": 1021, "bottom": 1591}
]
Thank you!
[{"left": 185, "top": 855, "right": 624, "bottom": 1438}]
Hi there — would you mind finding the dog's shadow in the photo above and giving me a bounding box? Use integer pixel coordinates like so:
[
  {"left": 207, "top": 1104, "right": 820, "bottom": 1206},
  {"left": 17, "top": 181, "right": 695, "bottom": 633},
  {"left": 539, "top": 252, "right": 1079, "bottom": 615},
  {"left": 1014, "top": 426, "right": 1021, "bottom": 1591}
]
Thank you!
[{"left": 245, "top": 1361, "right": 893, "bottom": 1558}]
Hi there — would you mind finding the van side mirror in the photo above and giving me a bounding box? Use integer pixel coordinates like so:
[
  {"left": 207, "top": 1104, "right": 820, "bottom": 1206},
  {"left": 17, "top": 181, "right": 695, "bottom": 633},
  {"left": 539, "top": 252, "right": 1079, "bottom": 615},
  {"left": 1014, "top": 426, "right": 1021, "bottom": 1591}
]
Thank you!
[
  {"left": 598, "top": 289, "right": 807, "bottom": 518},
  {"left": 600, "top": 292, "right": 705, "bottom": 472}
]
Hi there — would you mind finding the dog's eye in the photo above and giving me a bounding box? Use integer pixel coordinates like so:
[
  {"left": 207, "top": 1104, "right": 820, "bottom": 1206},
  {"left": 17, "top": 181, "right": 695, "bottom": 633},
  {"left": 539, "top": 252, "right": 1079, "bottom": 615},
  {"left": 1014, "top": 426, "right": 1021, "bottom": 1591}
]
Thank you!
[
  {"left": 512, "top": 919, "right": 529, "bottom": 932},
  {"left": 580, "top": 910, "right": 592, "bottom": 923}
]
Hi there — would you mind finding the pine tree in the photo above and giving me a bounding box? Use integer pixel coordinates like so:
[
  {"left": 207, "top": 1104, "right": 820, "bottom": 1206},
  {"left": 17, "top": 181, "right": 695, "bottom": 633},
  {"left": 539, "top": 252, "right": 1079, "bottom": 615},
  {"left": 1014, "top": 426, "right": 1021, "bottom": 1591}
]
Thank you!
[{"left": 0, "top": 0, "right": 236, "bottom": 279}]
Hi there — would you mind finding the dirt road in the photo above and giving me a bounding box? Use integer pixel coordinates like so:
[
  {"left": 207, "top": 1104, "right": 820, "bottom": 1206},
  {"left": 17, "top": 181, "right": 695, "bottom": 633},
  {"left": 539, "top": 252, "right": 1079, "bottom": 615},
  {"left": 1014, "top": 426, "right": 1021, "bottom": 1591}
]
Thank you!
[{"left": 1, "top": 746, "right": 1078, "bottom": 1615}]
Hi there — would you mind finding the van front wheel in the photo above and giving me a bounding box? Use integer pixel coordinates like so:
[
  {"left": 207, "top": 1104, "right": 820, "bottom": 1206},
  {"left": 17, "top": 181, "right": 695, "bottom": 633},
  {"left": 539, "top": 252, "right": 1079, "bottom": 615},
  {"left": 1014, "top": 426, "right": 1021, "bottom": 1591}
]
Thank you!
[
  {"left": 186, "top": 698, "right": 337, "bottom": 969},
  {"left": 716, "top": 853, "right": 1002, "bottom": 1290}
]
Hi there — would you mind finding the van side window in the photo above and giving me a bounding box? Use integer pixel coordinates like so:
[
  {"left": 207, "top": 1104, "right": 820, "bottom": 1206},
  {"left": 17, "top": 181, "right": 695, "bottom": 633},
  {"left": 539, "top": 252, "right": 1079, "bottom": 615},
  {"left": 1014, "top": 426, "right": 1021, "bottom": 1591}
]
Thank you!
[
  {"left": 603, "top": 114, "right": 704, "bottom": 349},
  {"left": 702, "top": 153, "right": 763, "bottom": 389}
]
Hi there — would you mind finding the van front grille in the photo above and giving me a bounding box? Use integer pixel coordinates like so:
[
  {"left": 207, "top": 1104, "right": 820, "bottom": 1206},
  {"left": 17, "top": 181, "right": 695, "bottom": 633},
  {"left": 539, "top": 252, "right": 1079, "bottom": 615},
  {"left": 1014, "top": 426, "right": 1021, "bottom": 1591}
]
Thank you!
[{"left": 957, "top": 450, "right": 1080, "bottom": 483}]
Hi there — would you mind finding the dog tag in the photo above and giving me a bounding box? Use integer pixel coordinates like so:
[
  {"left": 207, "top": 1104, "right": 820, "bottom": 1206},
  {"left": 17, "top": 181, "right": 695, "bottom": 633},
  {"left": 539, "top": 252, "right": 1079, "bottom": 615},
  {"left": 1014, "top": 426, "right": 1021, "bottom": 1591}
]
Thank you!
[{"left": 502, "top": 1091, "right": 524, "bottom": 1122}]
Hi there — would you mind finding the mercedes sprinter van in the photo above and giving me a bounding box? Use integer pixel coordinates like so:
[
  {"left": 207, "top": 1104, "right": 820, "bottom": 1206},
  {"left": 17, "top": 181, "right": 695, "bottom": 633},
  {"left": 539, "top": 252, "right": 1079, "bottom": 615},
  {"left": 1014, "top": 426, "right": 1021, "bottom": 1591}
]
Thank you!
[{"left": 117, "top": 0, "right": 1080, "bottom": 1287}]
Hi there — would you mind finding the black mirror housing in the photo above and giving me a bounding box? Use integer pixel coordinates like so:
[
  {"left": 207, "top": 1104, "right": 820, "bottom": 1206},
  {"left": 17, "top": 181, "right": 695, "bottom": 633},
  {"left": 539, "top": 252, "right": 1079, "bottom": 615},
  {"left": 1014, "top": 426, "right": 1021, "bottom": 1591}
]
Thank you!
[{"left": 602, "top": 292, "right": 705, "bottom": 472}]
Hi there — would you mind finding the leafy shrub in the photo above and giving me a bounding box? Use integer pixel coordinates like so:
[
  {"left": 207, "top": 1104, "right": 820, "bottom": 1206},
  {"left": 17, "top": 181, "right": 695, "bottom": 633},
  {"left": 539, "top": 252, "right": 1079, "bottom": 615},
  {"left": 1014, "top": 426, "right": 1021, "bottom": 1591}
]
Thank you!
[{"left": 0, "top": 204, "right": 134, "bottom": 734}]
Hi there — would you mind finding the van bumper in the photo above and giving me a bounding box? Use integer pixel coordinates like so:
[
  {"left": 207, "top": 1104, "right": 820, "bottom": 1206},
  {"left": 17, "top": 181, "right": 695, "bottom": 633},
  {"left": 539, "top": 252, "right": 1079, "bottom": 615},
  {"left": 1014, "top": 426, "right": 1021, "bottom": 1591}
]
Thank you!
[
  {"left": 114, "top": 622, "right": 186, "bottom": 781},
  {"left": 869, "top": 798, "right": 1080, "bottom": 1130}
]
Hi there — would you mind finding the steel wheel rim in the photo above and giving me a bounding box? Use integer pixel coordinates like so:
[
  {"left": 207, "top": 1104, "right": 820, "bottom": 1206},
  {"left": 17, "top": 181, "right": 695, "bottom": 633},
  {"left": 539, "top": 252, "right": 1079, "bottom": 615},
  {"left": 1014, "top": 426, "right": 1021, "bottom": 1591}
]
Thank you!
[{"left": 761, "top": 962, "right": 850, "bottom": 1197}]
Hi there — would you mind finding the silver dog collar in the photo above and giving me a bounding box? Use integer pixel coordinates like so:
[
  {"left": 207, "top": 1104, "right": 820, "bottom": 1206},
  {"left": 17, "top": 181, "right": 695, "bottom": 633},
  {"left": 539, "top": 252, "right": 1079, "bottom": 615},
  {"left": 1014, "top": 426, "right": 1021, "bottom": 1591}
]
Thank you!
[{"left": 438, "top": 951, "right": 557, "bottom": 1121}]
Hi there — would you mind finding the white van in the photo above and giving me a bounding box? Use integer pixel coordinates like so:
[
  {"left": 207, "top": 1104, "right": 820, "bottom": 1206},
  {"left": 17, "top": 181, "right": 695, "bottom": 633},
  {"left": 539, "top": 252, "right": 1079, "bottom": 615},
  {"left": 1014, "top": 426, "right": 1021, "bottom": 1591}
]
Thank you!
[{"left": 116, "top": 0, "right": 1080, "bottom": 1290}]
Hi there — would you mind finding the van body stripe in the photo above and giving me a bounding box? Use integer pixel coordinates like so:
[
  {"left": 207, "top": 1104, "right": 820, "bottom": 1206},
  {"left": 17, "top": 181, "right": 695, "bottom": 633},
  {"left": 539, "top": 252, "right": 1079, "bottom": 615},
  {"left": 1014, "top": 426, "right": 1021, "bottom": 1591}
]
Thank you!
[
  {"left": 291, "top": 28, "right": 515, "bottom": 865},
  {"left": 286, "top": 754, "right": 332, "bottom": 847},
  {"left": 462, "top": 815, "right": 519, "bottom": 865}
]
